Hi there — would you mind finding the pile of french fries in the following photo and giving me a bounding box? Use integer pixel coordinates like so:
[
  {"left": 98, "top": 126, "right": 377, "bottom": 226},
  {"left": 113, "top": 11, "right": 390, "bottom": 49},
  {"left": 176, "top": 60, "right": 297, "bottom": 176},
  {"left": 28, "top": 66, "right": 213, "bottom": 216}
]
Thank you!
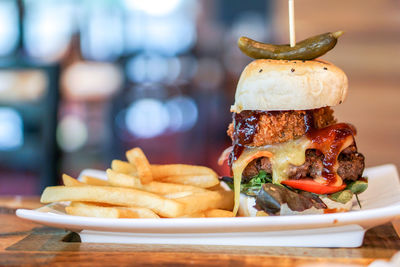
[{"left": 40, "top": 148, "right": 234, "bottom": 219}]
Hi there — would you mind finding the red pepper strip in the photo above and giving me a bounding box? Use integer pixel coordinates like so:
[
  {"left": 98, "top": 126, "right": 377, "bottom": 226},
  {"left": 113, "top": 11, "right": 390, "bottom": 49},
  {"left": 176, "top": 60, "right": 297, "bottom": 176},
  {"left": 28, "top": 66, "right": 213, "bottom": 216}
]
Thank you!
[{"left": 281, "top": 179, "right": 346, "bottom": 194}]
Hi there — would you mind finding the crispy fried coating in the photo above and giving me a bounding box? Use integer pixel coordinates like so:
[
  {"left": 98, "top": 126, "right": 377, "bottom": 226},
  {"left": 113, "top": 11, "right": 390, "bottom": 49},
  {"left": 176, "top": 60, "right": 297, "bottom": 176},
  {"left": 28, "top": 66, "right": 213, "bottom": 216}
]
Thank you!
[
  {"left": 227, "top": 107, "right": 336, "bottom": 146},
  {"left": 313, "top": 107, "right": 336, "bottom": 129}
]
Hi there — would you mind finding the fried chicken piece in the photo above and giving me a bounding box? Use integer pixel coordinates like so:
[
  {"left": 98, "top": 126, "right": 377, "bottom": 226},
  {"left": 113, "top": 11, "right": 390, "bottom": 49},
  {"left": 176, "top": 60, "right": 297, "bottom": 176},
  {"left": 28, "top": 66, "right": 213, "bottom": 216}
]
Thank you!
[
  {"left": 313, "top": 106, "right": 336, "bottom": 129},
  {"left": 227, "top": 107, "right": 336, "bottom": 146}
]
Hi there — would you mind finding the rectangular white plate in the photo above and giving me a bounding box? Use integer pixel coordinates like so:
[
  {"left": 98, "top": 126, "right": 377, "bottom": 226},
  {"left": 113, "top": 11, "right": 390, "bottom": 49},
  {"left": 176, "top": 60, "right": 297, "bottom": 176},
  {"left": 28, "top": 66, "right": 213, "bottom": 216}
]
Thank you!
[{"left": 16, "top": 164, "right": 400, "bottom": 247}]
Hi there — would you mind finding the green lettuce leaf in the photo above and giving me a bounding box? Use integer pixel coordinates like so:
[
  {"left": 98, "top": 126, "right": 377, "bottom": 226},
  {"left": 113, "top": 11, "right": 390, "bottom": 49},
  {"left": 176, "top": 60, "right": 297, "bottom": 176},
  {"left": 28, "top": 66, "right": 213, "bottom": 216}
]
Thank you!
[{"left": 224, "top": 171, "right": 273, "bottom": 196}]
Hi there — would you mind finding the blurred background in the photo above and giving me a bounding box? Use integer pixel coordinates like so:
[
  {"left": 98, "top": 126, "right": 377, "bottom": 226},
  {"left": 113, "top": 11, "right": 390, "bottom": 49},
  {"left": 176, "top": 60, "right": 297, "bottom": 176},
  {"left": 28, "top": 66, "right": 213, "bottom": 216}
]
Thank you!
[{"left": 0, "top": 0, "right": 398, "bottom": 195}]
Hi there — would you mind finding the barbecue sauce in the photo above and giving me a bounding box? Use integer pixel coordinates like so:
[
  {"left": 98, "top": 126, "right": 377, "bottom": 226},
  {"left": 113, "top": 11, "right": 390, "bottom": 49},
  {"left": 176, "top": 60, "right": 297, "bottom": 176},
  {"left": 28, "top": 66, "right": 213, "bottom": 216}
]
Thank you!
[
  {"left": 229, "top": 111, "right": 262, "bottom": 165},
  {"left": 306, "top": 123, "right": 355, "bottom": 185}
]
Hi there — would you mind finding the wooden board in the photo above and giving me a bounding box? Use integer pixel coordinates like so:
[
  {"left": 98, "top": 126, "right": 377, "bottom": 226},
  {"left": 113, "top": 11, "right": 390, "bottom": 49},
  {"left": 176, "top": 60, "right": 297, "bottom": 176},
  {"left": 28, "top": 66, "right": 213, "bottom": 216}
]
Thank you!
[{"left": 1, "top": 202, "right": 399, "bottom": 266}]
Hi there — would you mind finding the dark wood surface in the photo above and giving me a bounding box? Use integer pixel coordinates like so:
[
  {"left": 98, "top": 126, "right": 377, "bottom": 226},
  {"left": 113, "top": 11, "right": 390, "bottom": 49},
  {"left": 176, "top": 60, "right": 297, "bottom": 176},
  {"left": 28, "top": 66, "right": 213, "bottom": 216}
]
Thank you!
[{"left": 0, "top": 196, "right": 399, "bottom": 266}]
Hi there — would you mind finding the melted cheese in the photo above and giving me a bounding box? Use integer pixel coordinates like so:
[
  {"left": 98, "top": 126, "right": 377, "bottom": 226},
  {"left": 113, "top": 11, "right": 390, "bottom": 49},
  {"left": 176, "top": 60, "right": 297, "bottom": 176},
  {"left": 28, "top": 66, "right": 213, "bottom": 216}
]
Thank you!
[
  {"left": 231, "top": 137, "right": 310, "bottom": 215},
  {"left": 268, "top": 137, "right": 311, "bottom": 184},
  {"left": 231, "top": 136, "right": 353, "bottom": 215}
]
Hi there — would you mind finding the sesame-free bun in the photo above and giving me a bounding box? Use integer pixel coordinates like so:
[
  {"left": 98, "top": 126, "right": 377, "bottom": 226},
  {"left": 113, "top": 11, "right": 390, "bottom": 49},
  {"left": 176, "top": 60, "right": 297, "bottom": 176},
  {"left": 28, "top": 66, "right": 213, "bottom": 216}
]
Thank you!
[{"left": 230, "top": 59, "right": 348, "bottom": 112}]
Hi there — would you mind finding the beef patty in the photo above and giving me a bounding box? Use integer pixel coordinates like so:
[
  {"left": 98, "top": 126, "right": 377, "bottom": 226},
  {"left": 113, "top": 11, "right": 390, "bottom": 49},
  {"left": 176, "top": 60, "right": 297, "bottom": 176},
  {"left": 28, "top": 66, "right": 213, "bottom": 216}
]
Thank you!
[{"left": 242, "top": 145, "right": 365, "bottom": 183}]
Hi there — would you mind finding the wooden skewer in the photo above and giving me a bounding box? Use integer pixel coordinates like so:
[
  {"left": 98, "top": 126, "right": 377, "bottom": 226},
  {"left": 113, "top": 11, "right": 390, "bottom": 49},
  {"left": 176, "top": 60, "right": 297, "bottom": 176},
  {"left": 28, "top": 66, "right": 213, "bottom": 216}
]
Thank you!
[{"left": 288, "top": 0, "right": 296, "bottom": 47}]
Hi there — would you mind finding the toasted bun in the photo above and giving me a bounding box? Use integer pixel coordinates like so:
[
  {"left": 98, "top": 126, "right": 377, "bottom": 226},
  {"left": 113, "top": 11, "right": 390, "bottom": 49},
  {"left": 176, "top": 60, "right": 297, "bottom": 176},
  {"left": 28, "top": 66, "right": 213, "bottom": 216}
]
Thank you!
[
  {"left": 238, "top": 194, "right": 353, "bottom": 216},
  {"left": 231, "top": 59, "right": 348, "bottom": 112}
]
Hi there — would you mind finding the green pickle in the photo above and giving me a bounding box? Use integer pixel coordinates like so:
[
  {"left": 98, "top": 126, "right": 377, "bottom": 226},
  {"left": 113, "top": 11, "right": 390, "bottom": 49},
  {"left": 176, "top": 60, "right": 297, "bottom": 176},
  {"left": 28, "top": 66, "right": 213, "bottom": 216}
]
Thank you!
[
  {"left": 328, "top": 180, "right": 368, "bottom": 205},
  {"left": 329, "top": 189, "right": 353, "bottom": 204},
  {"left": 347, "top": 180, "right": 368, "bottom": 194},
  {"left": 238, "top": 31, "right": 344, "bottom": 60}
]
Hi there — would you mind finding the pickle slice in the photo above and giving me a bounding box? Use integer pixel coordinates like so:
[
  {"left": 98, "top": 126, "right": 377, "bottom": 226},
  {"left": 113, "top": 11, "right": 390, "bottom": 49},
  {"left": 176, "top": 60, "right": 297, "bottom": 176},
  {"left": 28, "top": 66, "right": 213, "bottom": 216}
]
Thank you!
[
  {"left": 238, "top": 31, "right": 344, "bottom": 60},
  {"left": 329, "top": 189, "right": 353, "bottom": 204},
  {"left": 347, "top": 180, "right": 368, "bottom": 194}
]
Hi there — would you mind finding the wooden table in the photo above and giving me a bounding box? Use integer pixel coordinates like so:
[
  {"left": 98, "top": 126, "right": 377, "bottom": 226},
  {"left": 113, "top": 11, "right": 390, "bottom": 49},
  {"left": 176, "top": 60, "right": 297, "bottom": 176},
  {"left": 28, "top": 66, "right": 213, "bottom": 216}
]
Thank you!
[{"left": 0, "top": 196, "right": 399, "bottom": 266}]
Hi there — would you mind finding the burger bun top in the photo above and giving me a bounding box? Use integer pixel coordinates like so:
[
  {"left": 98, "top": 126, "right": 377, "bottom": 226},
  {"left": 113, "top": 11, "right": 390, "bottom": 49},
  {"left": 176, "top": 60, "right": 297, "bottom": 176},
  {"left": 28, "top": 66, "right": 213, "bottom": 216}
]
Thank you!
[{"left": 231, "top": 59, "right": 348, "bottom": 112}]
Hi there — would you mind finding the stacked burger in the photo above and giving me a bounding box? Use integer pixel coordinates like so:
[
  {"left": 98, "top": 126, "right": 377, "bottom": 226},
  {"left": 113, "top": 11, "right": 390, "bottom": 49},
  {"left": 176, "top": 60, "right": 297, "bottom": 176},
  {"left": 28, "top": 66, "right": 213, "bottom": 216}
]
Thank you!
[{"left": 221, "top": 39, "right": 368, "bottom": 216}]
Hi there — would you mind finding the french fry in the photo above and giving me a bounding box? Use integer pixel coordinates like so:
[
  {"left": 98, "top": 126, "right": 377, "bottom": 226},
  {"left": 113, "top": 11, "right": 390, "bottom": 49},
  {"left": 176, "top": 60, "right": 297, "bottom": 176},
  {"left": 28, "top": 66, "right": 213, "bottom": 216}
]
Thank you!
[
  {"left": 66, "top": 206, "right": 159, "bottom": 219},
  {"left": 158, "top": 174, "right": 219, "bottom": 188},
  {"left": 66, "top": 206, "right": 119, "bottom": 218},
  {"left": 69, "top": 201, "right": 160, "bottom": 218},
  {"left": 107, "top": 169, "right": 207, "bottom": 194},
  {"left": 207, "top": 184, "right": 227, "bottom": 191},
  {"left": 111, "top": 160, "right": 137, "bottom": 175},
  {"left": 178, "top": 212, "right": 206, "bottom": 218},
  {"left": 175, "top": 190, "right": 234, "bottom": 215},
  {"left": 256, "top": 211, "right": 269, "bottom": 216},
  {"left": 126, "top": 148, "right": 152, "bottom": 184},
  {"left": 41, "top": 146, "right": 234, "bottom": 219},
  {"left": 62, "top": 174, "right": 108, "bottom": 187},
  {"left": 163, "top": 191, "right": 194, "bottom": 199},
  {"left": 151, "top": 164, "right": 217, "bottom": 178},
  {"left": 41, "top": 186, "right": 185, "bottom": 218},
  {"left": 204, "top": 209, "right": 234, "bottom": 218},
  {"left": 106, "top": 169, "right": 141, "bottom": 187},
  {"left": 70, "top": 201, "right": 114, "bottom": 207},
  {"left": 81, "top": 175, "right": 109, "bottom": 186},
  {"left": 62, "top": 174, "right": 86, "bottom": 187}
]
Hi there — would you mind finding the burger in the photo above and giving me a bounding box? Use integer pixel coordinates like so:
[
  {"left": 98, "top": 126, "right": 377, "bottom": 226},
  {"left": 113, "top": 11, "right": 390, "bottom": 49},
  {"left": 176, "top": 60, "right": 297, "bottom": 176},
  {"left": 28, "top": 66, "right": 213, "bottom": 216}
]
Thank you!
[{"left": 220, "top": 59, "right": 368, "bottom": 216}]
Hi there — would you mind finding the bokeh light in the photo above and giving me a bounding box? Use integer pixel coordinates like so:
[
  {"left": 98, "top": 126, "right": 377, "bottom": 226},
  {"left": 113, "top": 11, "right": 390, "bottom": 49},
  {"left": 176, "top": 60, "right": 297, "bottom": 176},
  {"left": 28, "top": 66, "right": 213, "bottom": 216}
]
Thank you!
[
  {"left": 125, "top": 98, "right": 169, "bottom": 138},
  {"left": 57, "top": 115, "right": 88, "bottom": 152},
  {"left": 80, "top": 4, "right": 124, "bottom": 61},
  {"left": 24, "top": 0, "right": 75, "bottom": 61},
  {"left": 126, "top": 55, "right": 181, "bottom": 84},
  {"left": 125, "top": 0, "right": 182, "bottom": 16},
  {"left": 62, "top": 62, "right": 123, "bottom": 100},
  {"left": 124, "top": 8, "right": 196, "bottom": 55},
  {"left": 123, "top": 95, "right": 198, "bottom": 138},
  {"left": 0, "top": 108, "right": 23, "bottom": 151},
  {"left": 165, "top": 96, "right": 198, "bottom": 132},
  {"left": 0, "top": 0, "right": 19, "bottom": 56}
]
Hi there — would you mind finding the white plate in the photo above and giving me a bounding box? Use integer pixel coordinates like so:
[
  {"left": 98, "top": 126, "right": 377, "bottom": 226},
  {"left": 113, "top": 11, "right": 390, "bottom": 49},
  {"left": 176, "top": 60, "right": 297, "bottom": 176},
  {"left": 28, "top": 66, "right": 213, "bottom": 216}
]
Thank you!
[{"left": 16, "top": 164, "right": 400, "bottom": 247}]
